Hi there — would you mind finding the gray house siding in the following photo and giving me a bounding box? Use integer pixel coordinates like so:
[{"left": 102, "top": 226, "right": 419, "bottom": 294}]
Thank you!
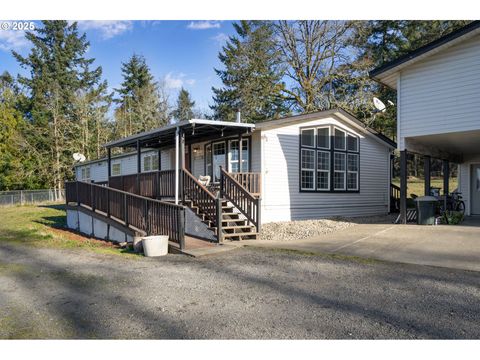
[{"left": 258, "top": 116, "right": 391, "bottom": 223}]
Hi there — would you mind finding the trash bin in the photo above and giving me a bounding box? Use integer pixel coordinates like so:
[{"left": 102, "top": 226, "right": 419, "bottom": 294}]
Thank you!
[
  {"left": 142, "top": 235, "right": 169, "bottom": 257},
  {"left": 415, "top": 196, "right": 438, "bottom": 225}
]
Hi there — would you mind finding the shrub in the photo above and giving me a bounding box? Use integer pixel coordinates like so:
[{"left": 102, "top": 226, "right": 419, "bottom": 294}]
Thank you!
[{"left": 442, "top": 210, "right": 464, "bottom": 225}]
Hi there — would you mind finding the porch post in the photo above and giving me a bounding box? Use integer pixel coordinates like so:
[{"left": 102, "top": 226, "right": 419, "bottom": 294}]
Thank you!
[
  {"left": 136, "top": 140, "right": 141, "bottom": 193},
  {"left": 107, "top": 147, "right": 112, "bottom": 184},
  {"left": 175, "top": 127, "right": 180, "bottom": 205},
  {"left": 400, "top": 150, "right": 408, "bottom": 224},
  {"left": 238, "top": 132, "right": 243, "bottom": 173},
  {"left": 180, "top": 130, "right": 185, "bottom": 203},
  {"left": 424, "top": 155, "right": 431, "bottom": 196},
  {"left": 158, "top": 148, "right": 162, "bottom": 170},
  {"left": 443, "top": 160, "right": 449, "bottom": 211}
]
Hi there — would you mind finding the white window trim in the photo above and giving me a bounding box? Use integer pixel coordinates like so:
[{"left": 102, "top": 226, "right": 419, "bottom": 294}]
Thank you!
[
  {"left": 334, "top": 152, "right": 346, "bottom": 190},
  {"left": 228, "top": 138, "right": 249, "bottom": 173},
  {"left": 317, "top": 126, "right": 330, "bottom": 150},
  {"left": 143, "top": 154, "right": 159, "bottom": 172},
  {"left": 301, "top": 148, "right": 315, "bottom": 190},
  {"left": 111, "top": 162, "right": 121, "bottom": 176},
  {"left": 81, "top": 166, "right": 91, "bottom": 181},
  {"left": 205, "top": 144, "right": 212, "bottom": 177},
  {"left": 301, "top": 128, "right": 316, "bottom": 148},
  {"left": 334, "top": 127, "right": 347, "bottom": 151},
  {"left": 347, "top": 153, "right": 359, "bottom": 190},
  {"left": 144, "top": 155, "right": 152, "bottom": 172},
  {"left": 317, "top": 150, "right": 330, "bottom": 191}
]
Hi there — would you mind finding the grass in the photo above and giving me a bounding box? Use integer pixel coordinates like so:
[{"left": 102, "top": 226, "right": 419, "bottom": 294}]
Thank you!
[
  {"left": 0, "top": 204, "right": 138, "bottom": 257},
  {"left": 392, "top": 177, "right": 458, "bottom": 199}
]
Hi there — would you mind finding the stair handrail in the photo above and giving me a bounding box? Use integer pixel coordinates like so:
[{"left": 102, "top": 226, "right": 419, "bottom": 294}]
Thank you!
[
  {"left": 220, "top": 167, "right": 261, "bottom": 230},
  {"left": 181, "top": 169, "right": 218, "bottom": 226}
]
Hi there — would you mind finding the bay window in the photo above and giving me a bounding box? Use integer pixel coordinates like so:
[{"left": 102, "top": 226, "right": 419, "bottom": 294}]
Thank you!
[{"left": 299, "top": 125, "right": 360, "bottom": 192}]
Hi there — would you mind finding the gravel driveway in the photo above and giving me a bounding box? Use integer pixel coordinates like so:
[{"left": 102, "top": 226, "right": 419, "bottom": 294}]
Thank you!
[{"left": 0, "top": 243, "right": 479, "bottom": 339}]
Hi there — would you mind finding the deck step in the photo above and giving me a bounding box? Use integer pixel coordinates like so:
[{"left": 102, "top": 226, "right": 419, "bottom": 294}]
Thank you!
[{"left": 222, "top": 232, "right": 258, "bottom": 241}]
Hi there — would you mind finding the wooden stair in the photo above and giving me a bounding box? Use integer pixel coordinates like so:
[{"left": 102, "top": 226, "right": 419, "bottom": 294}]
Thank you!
[{"left": 183, "top": 198, "right": 257, "bottom": 241}]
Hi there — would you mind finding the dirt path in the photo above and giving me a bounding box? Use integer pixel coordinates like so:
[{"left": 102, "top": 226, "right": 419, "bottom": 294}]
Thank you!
[{"left": 0, "top": 243, "right": 479, "bottom": 339}]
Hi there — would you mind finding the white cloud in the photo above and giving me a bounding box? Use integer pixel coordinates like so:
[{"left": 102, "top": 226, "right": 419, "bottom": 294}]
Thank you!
[
  {"left": 76, "top": 20, "right": 133, "bottom": 39},
  {"left": 0, "top": 25, "right": 30, "bottom": 52},
  {"left": 164, "top": 72, "right": 196, "bottom": 90},
  {"left": 211, "top": 32, "right": 229, "bottom": 45},
  {"left": 187, "top": 21, "right": 220, "bottom": 30}
]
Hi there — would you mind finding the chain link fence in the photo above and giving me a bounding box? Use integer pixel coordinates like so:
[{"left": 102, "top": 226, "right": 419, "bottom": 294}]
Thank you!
[{"left": 0, "top": 189, "right": 65, "bottom": 206}]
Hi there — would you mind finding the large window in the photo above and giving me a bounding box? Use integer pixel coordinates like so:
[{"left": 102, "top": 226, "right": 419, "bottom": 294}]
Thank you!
[
  {"left": 299, "top": 126, "right": 359, "bottom": 192},
  {"left": 317, "top": 150, "right": 330, "bottom": 190},
  {"left": 301, "top": 148, "right": 315, "bottom": 190}
]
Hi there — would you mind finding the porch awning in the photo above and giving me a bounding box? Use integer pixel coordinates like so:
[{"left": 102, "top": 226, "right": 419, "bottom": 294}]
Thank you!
[{"left": 104, "top": 119, "right": 255, "bottom": 149}]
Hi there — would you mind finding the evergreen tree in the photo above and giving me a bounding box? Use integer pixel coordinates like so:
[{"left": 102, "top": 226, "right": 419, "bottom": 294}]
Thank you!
[
  {"left": 115, "top": 54, "right": 169, "bottom": 136},
  {"left": 0, "top": 72, "right": 42, "bottom": 190},
  {"left": 12, "top": 20, "right": 109, "bottom": 192},
  {"left": 172, "top": 88, "right": 195, "bottom": 121},
  {"left": 211, "top": 21, "right": 287, "bottom": 122}
]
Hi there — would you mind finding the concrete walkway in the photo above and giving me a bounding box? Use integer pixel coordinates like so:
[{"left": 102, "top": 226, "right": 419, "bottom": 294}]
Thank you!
[{"left": 247, "top": 217, "right": 480, "bottom": 272}]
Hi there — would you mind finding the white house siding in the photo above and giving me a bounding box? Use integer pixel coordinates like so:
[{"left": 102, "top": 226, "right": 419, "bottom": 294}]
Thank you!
[
  {"left": 399, "top": 34, "right": 480, "bottom": 149},
  {"left": 259, "top": 117, "right": 390, "bottom": 223},
  {"left": 250, "top": 131, "right": 262, "bottom": 173},
  {"left": 75, "top": 149, "right": 173, "bottom": 182}
]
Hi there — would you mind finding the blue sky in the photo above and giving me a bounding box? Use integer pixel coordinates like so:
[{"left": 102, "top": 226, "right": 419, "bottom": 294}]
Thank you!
[{"left": 0, "top": 20, "right": 237, "bottom": 114}]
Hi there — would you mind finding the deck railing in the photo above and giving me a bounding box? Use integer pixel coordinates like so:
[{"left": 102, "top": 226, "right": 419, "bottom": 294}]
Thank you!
[
  {"left": 390, "top": 183, "right": 400, "bottom": 213},
  {"left": 65, "top": 180, "right": 185, "bottom": 248},
  {"left": 229, "top": 172, "right": 261, "bottom": 197},
  {"left": 220, "top": 167, "right": 261, "bottom": 231},
  {"left": 109, "top": 170, "right": 175, "bottom": 199}
]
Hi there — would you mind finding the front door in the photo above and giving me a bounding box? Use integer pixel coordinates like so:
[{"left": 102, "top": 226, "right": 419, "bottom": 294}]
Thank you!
[
  {"left": 471, "top": 164, "right": 480, "bottom": 215},
  {"left": 212, "top": 141, "right": 226, "bottom": 182}
]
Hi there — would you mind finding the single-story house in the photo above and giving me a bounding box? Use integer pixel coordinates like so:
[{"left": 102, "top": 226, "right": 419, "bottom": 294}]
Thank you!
[
  {"left": 68, "top": 108, "right": 395, "bottom": 248},
  {"left": 370, "top": 20, "right": 480, "bottom": 222}
]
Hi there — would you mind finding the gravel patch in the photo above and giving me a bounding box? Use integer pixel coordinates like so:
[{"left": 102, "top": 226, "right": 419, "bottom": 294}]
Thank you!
[{"left": 260, "top": 214, "right": 397, "bottom": 241}]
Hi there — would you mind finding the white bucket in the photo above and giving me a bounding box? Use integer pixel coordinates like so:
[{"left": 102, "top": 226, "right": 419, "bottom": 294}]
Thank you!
[{"left": 142, "top": 235, "right": 169, "bottom": 257}]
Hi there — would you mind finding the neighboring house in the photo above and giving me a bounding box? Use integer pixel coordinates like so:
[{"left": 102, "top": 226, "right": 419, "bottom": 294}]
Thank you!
[
  {"left": 69, "top": 108, "right": 395, "bottom": 249},
  {"left": 370, "top": 21, "right": 480, "bottom": 221}
]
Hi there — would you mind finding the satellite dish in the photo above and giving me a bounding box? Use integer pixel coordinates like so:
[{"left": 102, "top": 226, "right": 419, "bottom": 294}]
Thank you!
[
  {"left": 73, "top": 153, "right": 86, "bottom": 162},
  {"left": 373, "top": 97, "right": 386, "bottom": 112},
  {"left": 387, "top": 100, "right": 395, "bottom": 106}
]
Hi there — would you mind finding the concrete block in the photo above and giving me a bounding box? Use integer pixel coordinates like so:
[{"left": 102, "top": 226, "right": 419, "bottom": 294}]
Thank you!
[
  {"left": 93, "top": 218, "right": 108, "bottom": 240},
  {"left": 78, "top": 211, "right": 93, "bottom": 236},
  {"left": 109, "top": 225, "right": 126, "bottom": 243},
  {"left": 66, "top": 209, "right": 79, "bottom": 230}
]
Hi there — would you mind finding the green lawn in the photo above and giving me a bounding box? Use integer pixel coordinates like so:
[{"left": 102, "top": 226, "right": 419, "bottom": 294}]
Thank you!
[
  {"left": 392, "top": 177, "right": 458, "bottom": 199},
  {"left": 0, "top": 204, "right": 136, "bottom": 257}
]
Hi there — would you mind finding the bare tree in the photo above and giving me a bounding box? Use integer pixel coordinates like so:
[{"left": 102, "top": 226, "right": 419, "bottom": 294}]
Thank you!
[{"left": 274, "top": 20, "right": 352, "bottom": 113}]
